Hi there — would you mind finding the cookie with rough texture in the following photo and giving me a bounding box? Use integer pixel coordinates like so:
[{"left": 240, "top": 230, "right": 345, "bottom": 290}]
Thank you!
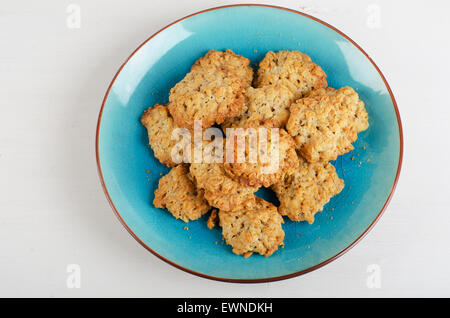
[
  {"left": 168, "top": 50, "right": 253, "bottom": 130},
  {"left": 153, "top": 165, "right": 210, "bottom": 222},
  {"left": 223, "top": 127, "right": 299, "bottom": 187},
  {"left": 219, "top": 198, "right": 285, "bottom": 258},
  {"left": 222, "top": 84, "right": 295, "bottom": 129},
  {"left": 286, "top": 86, "right": 369, "bottom": 162},
  {"left": 272, "top": 156, "right": 344, "bottom": 224},
  {"left": 220, "top": 101, "right": 249, "bottom": 130},
  {"left": 141, "top": 104, "right": 193, "bottom": 167},
  {"left": 308, "top": 86, "right": 369, "bottom": 133},
  {"left": 189, "top": 162, "right": 258, "bottom": 212},
  {"left": 255, "top": 50, "right": 327, "bottom": 100},
  {"left": 191, "top": 49, "right": 253, "bottom": 88}
]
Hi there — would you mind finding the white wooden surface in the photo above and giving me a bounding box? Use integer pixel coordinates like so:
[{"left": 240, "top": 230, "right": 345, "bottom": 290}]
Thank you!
[{"left": 1, "top": 0, "right": 449, "bottom": 297}]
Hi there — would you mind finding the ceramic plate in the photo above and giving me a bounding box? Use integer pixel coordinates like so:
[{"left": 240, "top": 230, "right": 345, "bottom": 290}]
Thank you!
[{"left": 96, "top": 5, "right": 402, "bottom": 282}]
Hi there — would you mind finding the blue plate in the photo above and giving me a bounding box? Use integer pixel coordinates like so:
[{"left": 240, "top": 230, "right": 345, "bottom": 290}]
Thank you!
[{"left": 96, "top": 5, "right": 402, "bottom": 282}]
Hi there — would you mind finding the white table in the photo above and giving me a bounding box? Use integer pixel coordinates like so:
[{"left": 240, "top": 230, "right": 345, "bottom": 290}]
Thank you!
[{"left": 1, "top": 0, "right": 449, "bottom": 297}]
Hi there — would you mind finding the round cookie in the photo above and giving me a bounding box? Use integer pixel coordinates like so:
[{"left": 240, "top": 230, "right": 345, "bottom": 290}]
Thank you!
[
  {"left": 189, "top": 162, "right": 258, "bottom": 212},
  {"left": 191, "top": 49, "right": 253, "bottom": 88},
  {"left": 255, "top": 50, "right": 327, "bottom": 100},
  {"left": 218, "top": 198, "right": 285, "bottom": 258},
  {"left": 271, "top": 156, "right": 344, "bottom": 224},
  {"left": 286, "top": 86, "right": 369, "bottom": 162},
  {"left": 223, "top": 127, "right": 299, "bottom": 187},
  {"left": 153, "top": 165, "right": 210, "bottom": 222},
  {"left": 168, "top": 50, "right": 253, "bottom": 130},
  {"left": 308, "top": 86, "right": 369, "bottom": 133}
]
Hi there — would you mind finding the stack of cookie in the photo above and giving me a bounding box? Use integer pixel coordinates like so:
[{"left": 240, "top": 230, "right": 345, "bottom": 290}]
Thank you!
[{"left": 141, "top": 49, "right": 369, "bottom": 258}]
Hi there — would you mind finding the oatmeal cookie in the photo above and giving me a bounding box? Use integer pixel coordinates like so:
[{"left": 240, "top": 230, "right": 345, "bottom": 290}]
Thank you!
[
  {"left": 220, "top": 96, "right": 250, "bottom": 130},
  {"left": 168, "top": 50, "right": 253, "bottom": 130},
  {"left": 308, "top": 86, "right": 369, "bottom": 133},
  {"left": 189, "top": 162, "right": 258, "bottom": 212},
  {"left": 222, "top": 84, "right": 295, "bottom": 129},
  {"left": 223, "top": 127, "right": 299, "bottom": 187},
  {"left": 255, "top": 50, "right": 327, "bottom": 100},
  {"left": 219, "top": 198, "right": 285, "bottom": 258},
  {"left": 272, "top": 156, "right": 344, "bottom": 224},
  {"left": 191, "top": 49, "right": 253, "bottom": 88},
  {"left": 286, "top": 86, "right": 369, "bottom": 162},
  {"left": 141, "top": 104, "right": 193, "bottom": 167},
  {"left": 153, "top": 165, "right": 210, "bottom": 222}
]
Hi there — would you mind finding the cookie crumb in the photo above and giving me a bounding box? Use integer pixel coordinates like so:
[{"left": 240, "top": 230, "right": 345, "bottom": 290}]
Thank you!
[{"left": 207, "top": 209, "right": 218, "bottom": 229}]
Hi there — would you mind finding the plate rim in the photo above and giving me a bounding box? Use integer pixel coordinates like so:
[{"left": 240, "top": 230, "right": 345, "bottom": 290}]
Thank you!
[{"left": 95, "top": 3, "right": 403, "bottom": 283}]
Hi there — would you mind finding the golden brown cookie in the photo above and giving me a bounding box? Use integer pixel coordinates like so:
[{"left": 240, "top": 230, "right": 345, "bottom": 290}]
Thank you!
[
  {"left": 191, "top": 49, "right": 253, "bottom": 88},
  {"left": 308, "top": 86, "right": 369, "bottom": 133},
  {"left": 272, "top": 156, "right": 344, "bottom": 224},
  {"left": 168, "top": 50, "right": 253, "bottom": 130},
  {"left": 219, "top": 198, "right": 285, "bottom": 258},
  {"left": 255, "top": 50, "right": 327, "bottom": 100},
  {"left": 220, "top": 94, "right": 250, "bottom": 130},
  {"left": 153, "top": 165, "right": 210, "bottom": 222},
  {"left": 189, "top": 162, "right": 258, "bottom": 212},
  {"left": 223, "top": 127, "right": 299, "bottom": 187},
  {"left": 141, "top": 104, "right": 194, "bottom": 167},
  {"left": 222, "top": 84, "right": 295, "bottom": 129},
  {"left": 286, "top": 86, "right": 369, "bottom": 162}
]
